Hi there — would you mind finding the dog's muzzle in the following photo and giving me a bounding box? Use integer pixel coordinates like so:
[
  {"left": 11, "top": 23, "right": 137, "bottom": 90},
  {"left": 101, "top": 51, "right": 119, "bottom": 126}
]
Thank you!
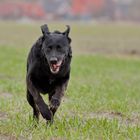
[{"left": 49, "top": 58, "right": 62, "bottom": 74}]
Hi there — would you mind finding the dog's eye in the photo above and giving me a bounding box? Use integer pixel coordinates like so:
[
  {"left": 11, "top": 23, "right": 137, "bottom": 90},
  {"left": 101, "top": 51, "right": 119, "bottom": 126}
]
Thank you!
[
  {"left": 47, "top": 45, "right": 52, "bottom": 51},
  {"left": 57, "top": 45, "right": 62, "bottom": 50}
]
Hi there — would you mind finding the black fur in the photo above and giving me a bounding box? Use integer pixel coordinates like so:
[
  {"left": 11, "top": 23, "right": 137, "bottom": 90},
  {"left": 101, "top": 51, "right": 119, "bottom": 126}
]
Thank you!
[{"left": 26, "top": 24, "right": 72, "bottom": 124}]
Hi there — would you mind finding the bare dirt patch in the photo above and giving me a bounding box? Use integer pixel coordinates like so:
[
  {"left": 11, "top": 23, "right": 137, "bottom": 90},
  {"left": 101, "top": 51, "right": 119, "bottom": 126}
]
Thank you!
[
  {"left": 0, "top": 111, "right": 8, "bottom": 121},
  {"left": 0, "top": 93, "right": 13, "bottom": 99},
  {"left": 67, "top": 111, "right": 140, "bottom": 126},
  {"left": 0, "top": 135, "right": 17, "bottom": 140},
  {"left": 88, "top": 111, "right": 140, "bottom": 126},
  {"left": 0, "top": 135, "right": 26, "bottom": 140},
  {"left": 89, "top": 111, "right": 124, "bottom": 120},
  {"left": 75, "top": 46, "right": 140, "bottom": 58}
]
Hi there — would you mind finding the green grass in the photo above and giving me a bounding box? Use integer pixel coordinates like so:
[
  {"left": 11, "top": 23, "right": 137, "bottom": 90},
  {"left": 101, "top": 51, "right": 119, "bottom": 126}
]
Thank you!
[{"left": 0, "top": 22, "right": 140, "bottom": 140}]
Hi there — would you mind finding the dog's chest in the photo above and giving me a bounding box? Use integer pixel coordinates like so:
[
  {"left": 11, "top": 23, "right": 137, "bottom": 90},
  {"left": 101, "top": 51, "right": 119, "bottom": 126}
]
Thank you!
[{"left": 32, "top": 72, "right": 56, "bottom": 94}]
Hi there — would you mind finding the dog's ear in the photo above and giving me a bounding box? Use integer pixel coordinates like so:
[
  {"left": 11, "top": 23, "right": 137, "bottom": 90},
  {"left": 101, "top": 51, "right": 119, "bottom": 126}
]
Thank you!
[
  {"left": 41, "top": 24, "right": 49, "bottom": 36},
  {"left": 63, "top": 25, "right": 71, "bottom": 43},
  {"left": 63, "top": 25, "right": 70, "bottom": 36}
]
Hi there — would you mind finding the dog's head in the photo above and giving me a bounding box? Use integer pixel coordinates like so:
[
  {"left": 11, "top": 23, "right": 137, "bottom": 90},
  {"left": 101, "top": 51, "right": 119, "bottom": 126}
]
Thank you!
[{"left": 41, "top": 24, "right": 72, "bottom": 74}]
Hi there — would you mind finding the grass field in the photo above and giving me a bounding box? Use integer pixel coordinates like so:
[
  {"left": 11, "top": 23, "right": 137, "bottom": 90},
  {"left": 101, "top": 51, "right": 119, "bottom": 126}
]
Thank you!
[{"left": 0, "top": 22, "right": 140, "bottom": 140}]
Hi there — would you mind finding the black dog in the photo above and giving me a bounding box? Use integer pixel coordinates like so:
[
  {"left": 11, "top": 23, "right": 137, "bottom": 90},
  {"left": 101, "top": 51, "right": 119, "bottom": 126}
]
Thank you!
[{"left": 26, "top": 24, "right": 72, "bottom": 124}]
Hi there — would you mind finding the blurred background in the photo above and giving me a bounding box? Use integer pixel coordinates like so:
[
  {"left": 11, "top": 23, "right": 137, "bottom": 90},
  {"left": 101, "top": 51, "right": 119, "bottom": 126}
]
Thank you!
[
  {"left": 0, "top": 0, "right": 139, "bottom": 21},
  {"left": 0, "top": 0, "right": 140, "bottom": 56}
]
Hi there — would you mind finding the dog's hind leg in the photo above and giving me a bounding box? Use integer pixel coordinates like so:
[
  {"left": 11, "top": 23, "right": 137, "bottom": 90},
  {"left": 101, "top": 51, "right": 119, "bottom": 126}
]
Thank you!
[{"left": 27, "top": 90, "right": 40, "bottom": 121}]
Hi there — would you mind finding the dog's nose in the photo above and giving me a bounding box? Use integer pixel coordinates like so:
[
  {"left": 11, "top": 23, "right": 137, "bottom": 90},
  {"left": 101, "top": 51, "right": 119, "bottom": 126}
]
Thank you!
[{"left": 50, "top": 57, "right": 57, "bottom": 64}]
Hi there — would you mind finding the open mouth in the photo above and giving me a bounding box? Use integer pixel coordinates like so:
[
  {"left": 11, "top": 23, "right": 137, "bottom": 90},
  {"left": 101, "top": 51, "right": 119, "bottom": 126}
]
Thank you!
[{"left": 50, "top": 60, "right": 62, "bottom": 74}]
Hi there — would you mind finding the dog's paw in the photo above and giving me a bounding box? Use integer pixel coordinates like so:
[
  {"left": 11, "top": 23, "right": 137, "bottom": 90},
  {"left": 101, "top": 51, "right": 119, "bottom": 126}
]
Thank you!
[
  {"left": 40, "top": 106, "right": 53, "bottom": 121},
  {"left": 46, "top": 119, "right": 53, "bottom": 126},
  {"left": 49, "top": 97, "right": 60, "bottom": 109}
]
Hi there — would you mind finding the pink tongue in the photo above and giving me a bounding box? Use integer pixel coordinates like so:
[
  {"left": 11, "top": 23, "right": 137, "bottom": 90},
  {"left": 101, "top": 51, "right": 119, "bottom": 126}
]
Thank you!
[
  {"left": 51, "top": 62, "right": 62, "bottom": 71},
  {"left": 52, "top": 64, "right": 58, "bottom": 69}
]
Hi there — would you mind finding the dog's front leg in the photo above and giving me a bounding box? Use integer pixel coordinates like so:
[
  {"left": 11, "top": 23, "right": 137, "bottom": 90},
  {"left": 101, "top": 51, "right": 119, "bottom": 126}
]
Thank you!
[
  {"left": 27, "top": 77, "right": 53, "bottom": 123},
  {"left": 49, "top": 81, "right": 68, "bottom": 115}
]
